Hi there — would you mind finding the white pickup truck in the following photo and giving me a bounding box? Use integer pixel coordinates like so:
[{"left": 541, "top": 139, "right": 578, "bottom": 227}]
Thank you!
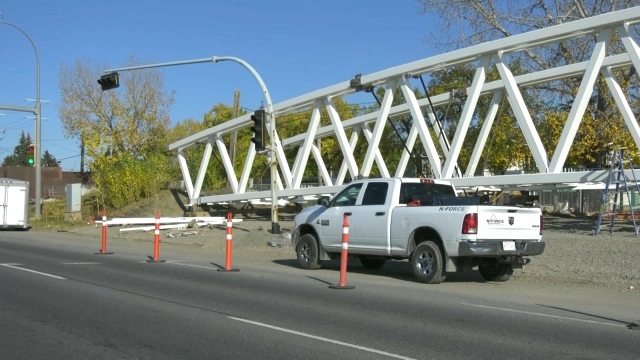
[{"left": 292, "top": 177, "right": 545, "bottom": 284}]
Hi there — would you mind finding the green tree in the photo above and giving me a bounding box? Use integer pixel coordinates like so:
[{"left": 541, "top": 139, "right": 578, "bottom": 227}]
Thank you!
[
  {"left": 417, "top": 0, "right": 640, "bottom": 169},
  {"left": 276, "top": 97, "right": 361, "bottom": 182},
  {"left": 2, "top": 131, "right": 32, "bottom": 166},
  {"left": 58, "top": 55, "right": 175, "bottom": 208},
  {"left": 202, "top": 103, "right": 251, "bottom": 190},
  {"left": 41, "top": 150, "right": 59, "bottom": 167}
]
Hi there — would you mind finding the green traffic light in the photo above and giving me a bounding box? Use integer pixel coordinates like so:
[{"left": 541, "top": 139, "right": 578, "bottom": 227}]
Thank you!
[{"left": 28, "top": 159, "right": 34, "bottom": 165}]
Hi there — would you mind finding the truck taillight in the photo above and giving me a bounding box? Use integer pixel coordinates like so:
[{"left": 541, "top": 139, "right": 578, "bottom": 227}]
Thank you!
[
  {"left": 540, "top": 215, "right": 544, "bottom": 235},
  {"left": 462, "top": 213, "right": 478, "bottom": 234}
]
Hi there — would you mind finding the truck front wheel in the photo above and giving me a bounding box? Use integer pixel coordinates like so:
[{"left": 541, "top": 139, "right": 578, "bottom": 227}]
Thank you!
[
  {"left": 296, "top": 234, "right": 322, "bottom": 270},
  {"left": 478, "top": 260, "right": 513, "bottom": 282},
  {"left": 411, "top": 241, "right": 446, "bottom": 284}
]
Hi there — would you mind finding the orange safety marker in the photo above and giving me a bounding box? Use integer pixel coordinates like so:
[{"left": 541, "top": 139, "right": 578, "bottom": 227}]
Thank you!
[
  {"left": 94, "top": 208, "right": 113, "bottom": 255},
  {"left": 329, "top": 214, "right": 355, "bottom": 289},
  {"left": 218, "top": 212, "right": 239, "bottom": 272},
  {"left": 146, "top": 210, "right": 166, "bottom": 263}
]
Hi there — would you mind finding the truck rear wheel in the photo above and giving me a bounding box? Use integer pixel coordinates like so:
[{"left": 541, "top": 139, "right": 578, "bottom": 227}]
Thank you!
[
  {"left": 478, "top": 261, "right": 513, "bottom": 282},
  {"left": 411, "top": 241, "right": 446, "bottom": 284},
  {"left": 296, "top": 234, "right": 322, "bottom": 270}
]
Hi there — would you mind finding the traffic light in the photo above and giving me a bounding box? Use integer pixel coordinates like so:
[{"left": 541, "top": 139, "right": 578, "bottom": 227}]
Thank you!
[
  {"left": 27, "top": 144, "right": 35, "bottom": 166},
  {"left": 250, "top": 109, "right": 266, "bottom": 152},
  {"left": 97, "top": 72, "right": 120, "bottom": 91}
]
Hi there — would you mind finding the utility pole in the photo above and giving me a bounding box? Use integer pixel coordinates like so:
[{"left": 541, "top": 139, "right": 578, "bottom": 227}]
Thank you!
[
  {"left": 80, "top": 139, "right": 85, "bottom": 173},
  {"left": 230, "top": 89, "right": 241, "bottom": 166}
]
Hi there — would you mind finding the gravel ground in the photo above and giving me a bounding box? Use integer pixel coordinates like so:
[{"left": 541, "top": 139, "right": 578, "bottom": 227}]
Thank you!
[
  {"left": 516, "top": 215, "right": 640, "bottom": 292},
  {"left": 35, "top": 213, "right": 640, "bottom": 293}
]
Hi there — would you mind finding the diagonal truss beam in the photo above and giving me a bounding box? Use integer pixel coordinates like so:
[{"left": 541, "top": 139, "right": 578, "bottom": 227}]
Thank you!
[
  {"left": 548, "top": 29, "right": 612, "bottom": 173},
  {"left": 169, "top": 8, "right": 640, "bottom": 205}
]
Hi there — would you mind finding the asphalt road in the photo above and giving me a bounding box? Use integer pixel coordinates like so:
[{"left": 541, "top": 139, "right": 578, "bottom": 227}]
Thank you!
[{"left": 1, "top": 231, "right": 639, "bottom": 360}]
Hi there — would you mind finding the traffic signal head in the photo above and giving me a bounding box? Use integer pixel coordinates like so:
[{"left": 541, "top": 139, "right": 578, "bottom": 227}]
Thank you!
[
  {"left": 97, "top": 72, "right": 120, "bottom": 91},
  {"left": 27, "top": 144, "right": 35, "bottom": 166},
  {"left": 250, "top": 109, "right": 266, "bottom": 152}
]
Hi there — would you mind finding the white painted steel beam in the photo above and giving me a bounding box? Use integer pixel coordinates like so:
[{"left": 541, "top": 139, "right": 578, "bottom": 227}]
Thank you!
[
  {"left": 602, "top": 66, "right": 640, "bottom": 152},
  {"left": 281, "top": 53, "right": 632, "bottom": 149},
  {"left": 168, "top": 10, "right": 640, "bottom": 152},
  {"left": 400, "top": 76, "right": 442, "bottom": 178},
  {"left": 548, "top": 29, "right": 611, "bottom": 173},
  {"left": 493, "top": 53, "right": 549, "bottom": 172},
  {"left": 215, "top": 134, "right": 238, "bottom": 193},
  {"left": 177, "top": 150, "right": 195, "bottom": 204},
  {"left": 170, "top": 8, "right": 640, "bottom": 206},
  {"left": 326, "top": 98, "right": 358, "bottom": 179},
  {"left": 361, "top": 123, "right": 390, "bottom": 178},
  {"left": 466, "top": 90, "right": 504, "bottom": 176},
  {"left": 311, "top": 143, "right": 333, "bottom": 186},
  {"left": 291, "top": 104, "right": 322, "bottom": 188},
  {"left": 360, "top": 81, "right": 396, "bottom": 178},
  {"left": 442, "top": 57, "right": 490, "bottom": 178}
]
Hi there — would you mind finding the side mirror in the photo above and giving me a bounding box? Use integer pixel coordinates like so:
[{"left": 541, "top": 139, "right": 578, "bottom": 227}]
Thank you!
[{"left": 317, "top": 196, "right": 331, "bottom": 206}]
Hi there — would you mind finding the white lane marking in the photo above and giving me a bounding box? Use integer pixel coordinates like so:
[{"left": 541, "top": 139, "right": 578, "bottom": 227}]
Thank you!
[
  {"left": 462, "top": 303, "right": 625, "bottom": 328},
  {"left": 169, "top": 262, "right": 217, "bottom": 270},
  {"left": 0, "top": 264, "right": 66, "bottom": 280},
  {"left": 61, "top": 262, "right": 101, "bottom": 265},
  {"left": 228, "top": 316, "right": 417, "bottom": 360}
]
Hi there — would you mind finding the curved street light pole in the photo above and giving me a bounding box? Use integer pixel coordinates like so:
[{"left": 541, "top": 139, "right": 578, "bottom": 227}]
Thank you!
[
  {"left": 0, "top": 19, "right": 42, "bottom": 218},
  {"left": 212, "top": 56, "right": 280, "bottom": 235},
  {"left": 104, "top": 56, "right": 281, "bottom": 234}
]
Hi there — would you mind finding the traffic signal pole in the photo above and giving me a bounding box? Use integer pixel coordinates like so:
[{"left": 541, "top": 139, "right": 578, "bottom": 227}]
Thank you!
[
  {"left": 0, "top": 19, "right": 42, "bottom": 218},
  {"left": 102, "top": 56, "right": 281, "bottom": 234}
]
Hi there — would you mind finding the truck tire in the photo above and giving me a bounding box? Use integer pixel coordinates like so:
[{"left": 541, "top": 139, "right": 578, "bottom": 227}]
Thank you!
[
  {"left": 296, "top": 234, "right": 322, "bottom": 270},
  {"left": 411, "top": 241, "right": 446, "bottom": 284},
  {"left": 478, "top": 261, "right": 513, "bottom": 282},
  {"left": 359, "top": 257, "right": 386, "bottom": 269}
]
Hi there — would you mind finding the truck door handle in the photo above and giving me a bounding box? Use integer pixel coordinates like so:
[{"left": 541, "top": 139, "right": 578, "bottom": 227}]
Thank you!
[
  {"left": 375, "top": 212, "right": 385, "bottom": 216},
  {"left": 344, "top": 212, "right": 352, "bottom": 216}
]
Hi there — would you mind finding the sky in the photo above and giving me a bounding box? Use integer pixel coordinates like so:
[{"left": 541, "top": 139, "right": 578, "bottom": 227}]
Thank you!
[{"left": 0, "top": 0, "right": 438, "bottom": 171}]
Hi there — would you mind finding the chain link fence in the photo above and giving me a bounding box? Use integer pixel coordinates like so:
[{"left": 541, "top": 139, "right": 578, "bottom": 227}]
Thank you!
[
  {"left": 43, "top": 185, "right": 94, "bottom": 199},
  {"left": 537, "top": 189, "right": 639, "bottom": 216}
]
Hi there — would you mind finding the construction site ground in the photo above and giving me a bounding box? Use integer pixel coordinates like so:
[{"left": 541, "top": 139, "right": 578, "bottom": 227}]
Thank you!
[{"left": 28, "top": 189, "right": 640, "bottom": 294}]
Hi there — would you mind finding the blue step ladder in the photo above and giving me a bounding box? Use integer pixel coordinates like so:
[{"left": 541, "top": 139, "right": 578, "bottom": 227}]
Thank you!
[{"left": 594, "top": 148, "right": 640, "bottom": 237}]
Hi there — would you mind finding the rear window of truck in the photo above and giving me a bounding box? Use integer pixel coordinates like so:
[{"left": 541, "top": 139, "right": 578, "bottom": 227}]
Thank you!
[{"left": 400, "top": 182, "right": 456, "bottom": 204}]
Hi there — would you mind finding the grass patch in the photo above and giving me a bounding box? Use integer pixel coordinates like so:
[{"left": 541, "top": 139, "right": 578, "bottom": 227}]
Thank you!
[{"left": 28, "top": 193, "right": 103, "bottom": 230}]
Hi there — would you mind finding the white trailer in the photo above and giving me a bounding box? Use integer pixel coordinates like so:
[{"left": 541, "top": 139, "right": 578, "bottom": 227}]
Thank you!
[{"left": 0, "top": 178, "right": 29, "bottom": 230}]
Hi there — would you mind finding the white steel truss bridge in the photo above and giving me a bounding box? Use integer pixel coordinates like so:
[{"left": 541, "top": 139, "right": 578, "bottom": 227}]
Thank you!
[{"left": 168, "top": 8, "right": 640, "bottom": 206}]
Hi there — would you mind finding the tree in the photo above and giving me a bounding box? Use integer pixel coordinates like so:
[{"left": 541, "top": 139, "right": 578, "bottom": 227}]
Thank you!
[
  {"left": 58, "top": 55, "right": 176, "bottom": 208},
  {"left": 2, "top": 131, "right": 62, "bottom": 167},
  {"left": 2, "top": 131, "right": 32, "bottom": 166},
  {"left": 41, "top": 150, "right": 59, "bottom": 167},
  {"left": 200, "top": 103, "right": 250, "bottom": 190},
  {"left": 277, "top": 97, "right": 360, "bottom": 181},
  {"left": 417, "top": 0, "right": 640, "bottom": 168}
]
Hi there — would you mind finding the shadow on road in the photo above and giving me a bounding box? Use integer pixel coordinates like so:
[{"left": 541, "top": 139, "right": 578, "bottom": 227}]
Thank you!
[
  {"left": 538, "top": 304, "right": 639, "bottom": 330},
  {"left": 272, "top": 258, "right": 488, "bottom": 284}
]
